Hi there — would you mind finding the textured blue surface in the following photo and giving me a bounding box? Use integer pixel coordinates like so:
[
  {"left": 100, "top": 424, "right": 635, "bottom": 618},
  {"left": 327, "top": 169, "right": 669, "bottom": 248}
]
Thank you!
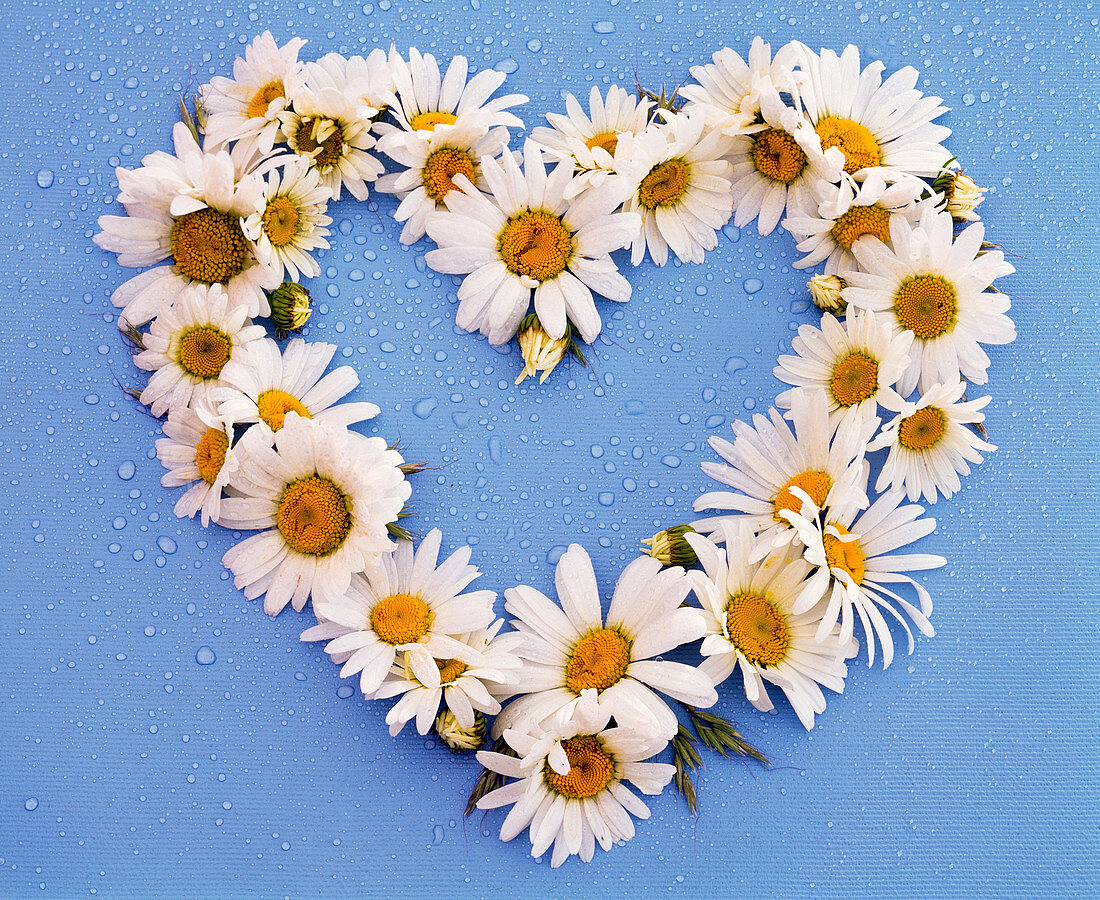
[{"left": 1, "top": 0, "right": 1097, "bottom": 896}]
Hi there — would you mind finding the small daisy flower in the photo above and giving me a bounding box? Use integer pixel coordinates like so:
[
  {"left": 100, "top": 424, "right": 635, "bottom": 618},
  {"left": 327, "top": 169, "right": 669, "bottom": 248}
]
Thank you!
[
  {"left": 530, "top": 85, "right": 653, "bottom": 199},
  {"left": 135, "top": 283, "right": 266, "bottom": 417},
  {"left": 476, "top": 689, "right": 675, "bottom": 867},
  {"left": 693, "top": 388, "right": 877, "bottom": 554},
  {"left": 615, "top": 111, "right": 734, "bottom": 266},
  {"left": 213, "top": 337, "right": 380, "bottom": 434},
  {"left": 200, "top": 31, "right": 309, "bottom": 164},
  {"left": 219, "top": 415, "right": 411, "bottom": 615},
  {"left": 933, "top": 165, "right": 988, "bottom": 222},
  {"left": 301, "top": 529, "right": 497, "bottom": 694},
  {"left": 791, "top": 43, "right": 952, "bottom": 179},
  {"left": 868, "top": 381, "right": 996, "bottom": 503},
  {"left": 808, "top": 273, "right": 848, "bottom": 314},
  {"left": 773, "top": 307, "right": 913, "bottom": 427},
  {"left": 782, "top": 490, "right": 945, "bottom": 668},
  {"left": 684, "top": 521, "right": 856, "bottom": 730},
  {"left": 842, "top": 205, "right": 1016, "bottom": 394},
  {"left": 493, "top": 545, "right": 716, "bottom": 742},
  {"left": 425, "top": 140, "right": 641, "bottom": 345},
  {"left": 155, "top": 400, "right": 240, "bottom": 526}
]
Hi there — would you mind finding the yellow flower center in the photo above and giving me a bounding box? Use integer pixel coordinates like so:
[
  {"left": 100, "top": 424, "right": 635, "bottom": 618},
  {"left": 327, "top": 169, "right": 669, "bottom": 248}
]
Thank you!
[
  {"left": 422, "top": 147, "right": 477, "bottom": 203},
  {"left": 822, "top": 523, "right": 866, "bottom": 586},
  {"left": 898, "top": 406, "right": 948, "bottom": 451},
  {"left": 638, "top": 158, "right": 691, "bottom": 209},
  {"left": 370, "top": 593, "right": 434, "bottom": 645},
  {"left": 409, "top": 111, "right": 458, "bottom": 132},
  {"left": 246, "top": 79, "right": 285, "bottom": 120},
  {"left": 814, "top": 116, "right": 882, "bottom": 175},
  {"left": 894, "top": 275, "right": 958, "bottom": 340},
  {"left": 435, "top": 657, "right": 468, "bottom": 684},
  {"left": 177, "top": 326, "right": 232, "bottom": 380},
  {"left": 725, "top": 591, "right": 789, "bottom": 668},
  {"left": 497, "top": 211, "right": 573, "bottom": 282},
  {"left": 564, "top": 628, "right": 632, "bottom": 694},
  {"left": 194, "top": 427, "right": 229, "bottom": 485},
  {"left": 255, "top": 389, "right": 311, "bottom": 432},
  {"left": 773, "top": 470, "right": 833, "bottom": 521},
  {"left": 584, "top": 131, "right": 620, "bottom": 155},
  {"left": 751, "top": 128, "right": 808, "bottom": 184},
  {"left": 295, "top": 118, "right": 345, "bottom": 170},
  {"left": 275, "top": 475, "right": 352, "bottom": 556},
  {"left": 543, "top": 735, "right": 616, "bottom": 799},
  {"left": 829, "top": 351, "right": 880, "bottom": 407},
  {"left": 170, "top": 207, "right": 249, "bottom": 284},
  {"left": 260, "top": 196, "right": 301, "bottom": 248},
  {"left": 830, "top": 204, "right": 892, "bottom": 250}
]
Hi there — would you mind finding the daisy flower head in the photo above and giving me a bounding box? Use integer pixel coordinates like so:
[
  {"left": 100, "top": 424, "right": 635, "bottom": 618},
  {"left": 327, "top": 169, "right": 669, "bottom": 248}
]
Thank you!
[
  {"left": 782, "top": 489, "right": 944, "bottom": 668},
  {"left": 476, "top": 689, "right": 675, "bottom": 867},
  {"left": 868, "top": 381, "right": 996, "bottom": 503},
  {"left": 425, "top": 139, "right": 641, "bottom": 345},
  {"left": 200, "top": 32, "right": 309, "bottom": 164},
  {"left": 773, "top": 307, "right": 913, "bottom": 426},
  {"left": 685, "top": 520, "right": 856, "bottom": 730},
  {"left": 134, "top": 282, "right": 266, "bottom": 417},
  {"left": 842, "top": 205, "right": 1016, "bottom": 395},
  {"left": 693, "top": 387, "right": 877, "bottom": 555},
  {"left": 791, "top": 42, "right": 952, "bottom": 179},
  {"left": 300, "top": 529, "right": 497, "bottom": 696},
  {"left": 529, "top": 85, "right": 653, "bottom": 199},
  {"left": 493, "top": 544, "right": 716, "bottom": 742},
  {"left": 308, "top": 49, "right": 396, "bottom": 120},
  {"left": 155, "top": 400, "right": 240, "bottom": 526},
  {"left": 218, "top": 414, "right": 411, "bottom": 615},
  {"left": 615, "top": 110, "right": 735, "bottom": 266}
]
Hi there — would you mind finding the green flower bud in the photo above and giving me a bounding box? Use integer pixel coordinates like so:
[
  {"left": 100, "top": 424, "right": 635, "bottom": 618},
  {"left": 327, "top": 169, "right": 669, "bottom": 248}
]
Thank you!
[
  {"left": 434, "top": 709, "right": 486, "bottom": 753},
  {"left": 269, "top": 282, "right": 313, "bottom": 337},
  {"left": 642, "top": 524, "right": 698, "bottom": 567}
]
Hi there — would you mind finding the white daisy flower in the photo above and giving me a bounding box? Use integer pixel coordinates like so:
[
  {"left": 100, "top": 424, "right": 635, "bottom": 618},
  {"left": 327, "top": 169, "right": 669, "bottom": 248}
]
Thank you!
[
  {"left": 493, "top": 544, "right": 716, "bottom": 742},
  {"left": 782, "top": 169, "right": 929, "bottom": 274},
  {"left": 375, "top": 116, "right": 513, "bottom": 245},
  {"left": 425, "top": 140, "right": 640, "bottom": 345},
  {"left": 773, "top": 307, "right": 913, "bottom": 427},
  {"left": 782, "top": 490, "right": 945, "bottom": 668},
  {"left": 134, "top": 282, "right": 266, "bottom": 417},
  {"left": 867, "top": 381, "right": 996, "bottom": 503},
  {"left": 94, "top": 122, "right": 279, "bottom": 327},
  {"left": 841, "top": 205, "right": 1016, "bottom": 395},
  {"left": 200, "top": 31, "right": 309, "bottom": 165},
  {"left": 692, "top": 388, "right": 877, "bottom": 554},
  {"left": 155, "top": 400, "right": 240, "bottom": 526},
  {"left": 476, "top": 689, "right": 675, "bottom": 867},
  {"left": 300, "top": 529, "right": 496, "bottom": 695},
  {"left": 615, "top": 111, "right": 734, "bottom": 266},
  {"left": 529, "top": 85, "right": 653, "bottom": 199},
  {"left": 684, "top": 521, "right": 856, "bottom": 730},
  {"left": 242, "top": 156, "right": 332, "bottom": 281},
  {"left": 308, "top": 49, "right": 396, "bottom": 119},
  {"left": 218, "top": 415, "right": 411, "bottom": 615},
  {"left": 791, "top": 42, "right": 952, "bottom": 179}
]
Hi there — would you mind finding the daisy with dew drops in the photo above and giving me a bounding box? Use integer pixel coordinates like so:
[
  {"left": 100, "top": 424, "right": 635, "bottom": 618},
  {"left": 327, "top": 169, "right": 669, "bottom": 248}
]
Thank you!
[{"left": 155, "top": 400, "right": 240, "bottom": 527}]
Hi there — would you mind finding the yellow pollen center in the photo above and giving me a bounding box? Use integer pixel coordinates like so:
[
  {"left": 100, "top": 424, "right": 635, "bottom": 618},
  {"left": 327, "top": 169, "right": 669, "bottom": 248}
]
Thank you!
[
  {"left": 638, "top": 158, "right": 690, "bottom": 209},
  {"left": 177, "top": 326, "right": 232, "bottom": 380},
  {"left": 751, "top": 128, "right": 808, "bottom": 184},
  {"left": 435, "top": 657, "right": 468, "bottom": 684},
  {"left": 194, "top": 427, "right": 229, "bottom": 485},
  {"left": 830, "top": 351, "right": 880, "bottom": 407},
  {"left": 565, "top": 628, "right": 632, "bottom": 694},
  {"left": 814, "top": 116, "right": 882, "bottom": 175},
  {"left": 543, "top": 736, "right": 616, "bottom": 799},
  {"left": 246, "top": 80, "right": 285, "bottom": 120},
  {"left": 584, "top": 131, "right": 620, "bottom": 155},
  {"left": 497, "top": 211, "right": 573, "bottom": 282},
  {"left": 898, "top": 406, "right": 948, "bottom": 451},
  {"left": 894, "top": 275, "right": 958, "bottom": 340},
  {"left": 422, "top": 147, "right": 477, "bottom": 203},
  {"left": 256, "top": 389, "right": 311, "bottom": 432},
  {"left": 261, "top": 196, "right": 302, "bottom": 247},
  {"left": 170, "top": 208, "right": 249, "bottom": 284},
  {"left": 830, "top": 204, "right": 892, "bottom": 250},
  {"left": 275, "top": 475, "right": 351, "bottom": 556},
  {"left": 725, "top": 592, "right": 790, "bottom": 668},
  {"left": 774, "top": 470, "right": 833, "bottom": 521},
  {"left": 823, "top": 523, "right": 866, "bottom": 586},
  {"left": 409, "top": 111, "right": 458, "bottom": 132},
  {"left": 370, "top": 593, "right": 433, "bottom": 645},
  {"left": 295, "top": 118, "right": 345, "bottom": 170}
]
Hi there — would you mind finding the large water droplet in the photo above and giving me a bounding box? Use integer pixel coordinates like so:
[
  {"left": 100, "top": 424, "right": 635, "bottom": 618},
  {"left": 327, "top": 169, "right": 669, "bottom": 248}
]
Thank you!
[
  {"left": 412, "top": 398, "right": 437, "bottom": 419},
  {"left": 24, "top": 798, "right": 38, "bottom": 811},
  {"left": 156, "top": 536, "right": 177, "bottom": 554},
  {"left": 195, "top": 646, "right": 216, "bottom": 665},
  {"left": 593, "top": 20, "right": 614, "bottom": 33},
  {"left": 743, "top": 278, "right": 763, "bottom": 294},
  {"left": 117, "top": 460, "right": 136, "bottom": 481},
  {"left": 432, "top": 825, "right": 445, "bottom": 845},
  {"left": 36, "top": 169, "right": 55, "bottom": 188},
  {"left": 723, "top": 357, "right": 747, "bottom": 375}
]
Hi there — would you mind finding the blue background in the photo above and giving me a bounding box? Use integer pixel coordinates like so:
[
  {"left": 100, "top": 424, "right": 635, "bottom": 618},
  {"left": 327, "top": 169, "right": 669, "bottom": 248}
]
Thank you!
[{"left": 1, "top": 0, "right": 1097, "bottom": 896}]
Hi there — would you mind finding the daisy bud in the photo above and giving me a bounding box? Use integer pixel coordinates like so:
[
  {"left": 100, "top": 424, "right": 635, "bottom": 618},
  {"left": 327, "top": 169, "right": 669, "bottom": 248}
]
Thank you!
[
  {"left": 933, "top": 168, "right": 987, "bottom": 222},
  {"left": 434, "top": 709, "right": 485, "bottom": 753},
  {"left": 515, "top": 314, "right": 570, "bottom": 385},
  {"left": 641, "top": 524, "right": 698, "bottom": 567},
  {"left": 808, "top": 273, "right": 847, "bottom": 314},
  {"left": 269, "top": 282, "right": 313, "bottom": 337}
]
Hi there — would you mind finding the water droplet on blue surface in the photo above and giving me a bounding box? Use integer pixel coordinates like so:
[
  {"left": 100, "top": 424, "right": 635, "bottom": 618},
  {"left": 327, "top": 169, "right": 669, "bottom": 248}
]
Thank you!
[
  {"left": 743, "top": 278, "right": 763, "bottom": 294},
  {"left": 195, "top": 646, "right": 216, "bottom": 665},
  {"left": 722, "top": 223, "right": 741, "bottom": 242},
  {"left": 117, "top": 460, "right": 135, "bottom": 481},
  {"left": 432, "top": 825, "right": 445, "bottom": 845},
  {"left": 36, "top": 169, "right": 54, "bottom": 188},
  {"left": 494, "top": 58, "right": 518, "bottom": 74},
  {"left": 156, "top": 536, "right": 177, "bottom": 554},
  {"left": 25, "top": 798, "right": 38, "bottom": 811},
  {"left": 488, "top": 437, "right": 502, "bottom": 463},
  {"left": 593, "top": 20, "right": 614, "bottom": 33},
  {"left": 412, "top": 398, "right": 437, "bottom": 419},
  {"left": 336, "top": 685, "right": 355, "bottom": 699},
  {"left": 724, "top": 357, "right": 747, "bottom": 375},
  {"left": 661, "top": 455, "right": 681, "bottom": 468}
]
